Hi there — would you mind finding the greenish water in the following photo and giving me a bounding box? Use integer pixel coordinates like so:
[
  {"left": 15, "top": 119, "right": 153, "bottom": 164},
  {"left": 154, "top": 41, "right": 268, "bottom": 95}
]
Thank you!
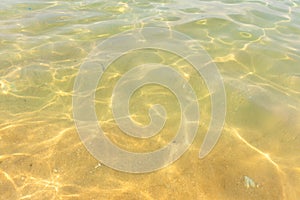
[{"left": 0, "top": 0, "right": 300, "bottom": 199}]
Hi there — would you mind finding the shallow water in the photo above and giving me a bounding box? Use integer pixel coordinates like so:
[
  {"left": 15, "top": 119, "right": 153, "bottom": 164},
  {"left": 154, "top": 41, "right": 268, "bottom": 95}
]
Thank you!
[{"left": 0, "top": 0, "right": 300, "bottom": 199}]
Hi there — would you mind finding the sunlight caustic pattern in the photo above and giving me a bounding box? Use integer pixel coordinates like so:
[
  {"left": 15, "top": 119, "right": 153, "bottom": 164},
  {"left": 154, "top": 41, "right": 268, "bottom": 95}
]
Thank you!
[
  {"left": 1, "top": 0, "right": 300, "bottom": 199},
  {"left": 72, "top": 27, "right": 226, "bottom": 173}
]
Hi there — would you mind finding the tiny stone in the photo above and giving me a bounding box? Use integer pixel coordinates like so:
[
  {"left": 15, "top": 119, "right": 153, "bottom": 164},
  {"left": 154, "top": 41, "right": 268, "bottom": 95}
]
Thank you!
[{"left": 94, "top": 163, "right": 102, "bottom": 169}]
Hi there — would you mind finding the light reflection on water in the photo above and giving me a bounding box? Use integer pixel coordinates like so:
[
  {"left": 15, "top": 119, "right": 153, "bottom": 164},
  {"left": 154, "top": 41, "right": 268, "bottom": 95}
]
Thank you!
[{"left": 0, "top": 0, "right": 299, "bottom": 199}]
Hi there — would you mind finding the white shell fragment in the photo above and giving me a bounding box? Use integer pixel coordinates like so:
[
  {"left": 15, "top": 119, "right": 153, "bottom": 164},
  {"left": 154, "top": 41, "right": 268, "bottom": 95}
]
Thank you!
[{"left": 244, "top": 176, "right": 258, "bottom": 188}]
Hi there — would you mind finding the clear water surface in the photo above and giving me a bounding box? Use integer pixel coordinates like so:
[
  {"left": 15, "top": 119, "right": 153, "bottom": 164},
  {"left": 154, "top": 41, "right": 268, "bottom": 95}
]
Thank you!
[{"left": 0, "top": 0, "right": 299, "bottom": 199}]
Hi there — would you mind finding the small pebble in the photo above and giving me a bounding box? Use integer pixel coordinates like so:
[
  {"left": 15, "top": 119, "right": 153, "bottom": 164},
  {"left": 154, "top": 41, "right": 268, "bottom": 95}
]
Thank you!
[{"left": 94, "top": 163, "right": 102, "bottom": 169}]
